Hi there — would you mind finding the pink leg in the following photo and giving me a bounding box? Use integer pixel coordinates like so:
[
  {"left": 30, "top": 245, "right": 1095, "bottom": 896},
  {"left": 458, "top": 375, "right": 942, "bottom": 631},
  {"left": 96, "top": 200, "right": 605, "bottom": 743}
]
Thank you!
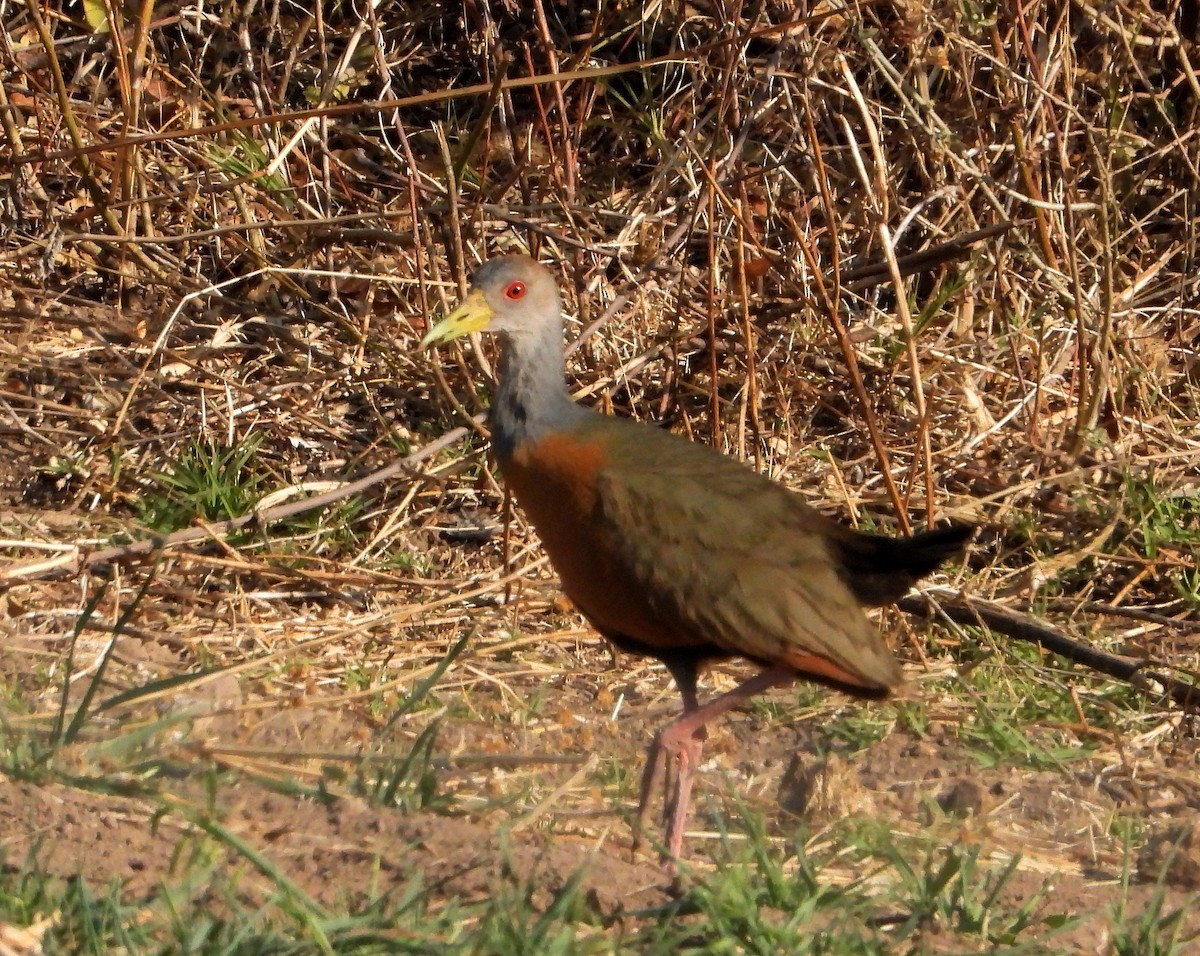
[
  {"left": 636, "top": 662, "right": 796, "bottom": 862},
  {"left": 634, "top": 677, "right": 703, "bottom": 853}
]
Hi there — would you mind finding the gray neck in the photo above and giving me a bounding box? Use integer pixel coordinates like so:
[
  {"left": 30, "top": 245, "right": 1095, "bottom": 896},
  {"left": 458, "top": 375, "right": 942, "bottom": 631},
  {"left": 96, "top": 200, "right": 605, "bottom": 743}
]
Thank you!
[{"left": 490, "top": 327, "right": 587, "bottom": 463}]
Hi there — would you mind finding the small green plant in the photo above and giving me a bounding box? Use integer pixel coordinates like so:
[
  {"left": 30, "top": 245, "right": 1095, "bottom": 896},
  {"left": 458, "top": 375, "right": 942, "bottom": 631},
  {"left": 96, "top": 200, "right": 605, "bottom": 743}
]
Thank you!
[
  {"left": 377, "top": 547, "right": 434, "bottom": 575},
  {"left": 597, "top": 754, "right": 635, "bottom": 797},
  {"left": 961, "top": 705, "right": 1091, "bottom": 771},
  {"left": 471, "top": 844, "right": 595, "bottom": 953},
  {"left": 1110, "top": 873, "right": 1197, "bottom": 955},
  {"left": 822, "top": 709, "right": 895, "bottom": 752},
  {"left": 1124, "top": 475, "right": 1200, "bottom": 560},
  {"left": 133, "top": 435, "right": 267, "bottom": 533},
  {"left": 883, "top": 843, "right": 1071, "bottom": 947},
  {"left": 269, "top": 495, "right": 369, "bottom": 559},
  {"left": 359, "top": 722, "right": 447, "bottom": 813},
  {"left": 206, "top": 134, "right": 294, "bottom": 205},
  {"left": 883, "top": 272, "right": 970, "bottom": 366},
  {"left": 893, "top": 699, "right": 930, "bottom": 736},
  {"left": 356, "top": 635, "right": 470, "bottom": 814},
  {"left": 681, "top": 836, "right": 874, "bottom": 951},
  {"left": 1177, "top": 566, "right": 1200, "bottom": 605}
]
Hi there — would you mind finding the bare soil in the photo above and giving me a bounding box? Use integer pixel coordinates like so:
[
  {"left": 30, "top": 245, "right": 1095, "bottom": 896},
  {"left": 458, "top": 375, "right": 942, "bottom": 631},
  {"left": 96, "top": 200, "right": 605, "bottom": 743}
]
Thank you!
[{"left": 3, "top": 625, "right": 1198, "bottom": 949}]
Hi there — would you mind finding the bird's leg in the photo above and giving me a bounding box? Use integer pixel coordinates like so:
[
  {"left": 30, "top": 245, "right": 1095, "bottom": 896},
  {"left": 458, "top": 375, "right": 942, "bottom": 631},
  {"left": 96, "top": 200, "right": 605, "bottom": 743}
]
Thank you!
[
  {"left": 633, "top": 662, "right": 702, "bottom": 855},
  {"left": 659, "top": 679, "right": 705, "bottom": 851},
  {"left": 632, "top": 731, "right": 666, "bottom": 855},
  {"left": 657, "top": 663, "right": 796, "bottom": 861},
  {"left": 662, "top": 720, "right": 705, "bottom": 861}
]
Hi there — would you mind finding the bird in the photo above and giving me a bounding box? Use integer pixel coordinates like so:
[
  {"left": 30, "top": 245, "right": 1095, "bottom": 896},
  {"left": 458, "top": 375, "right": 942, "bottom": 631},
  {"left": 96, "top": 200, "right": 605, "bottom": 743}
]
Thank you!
[{"left": 421, "top": 254, "right": 973, "bottom": 863}]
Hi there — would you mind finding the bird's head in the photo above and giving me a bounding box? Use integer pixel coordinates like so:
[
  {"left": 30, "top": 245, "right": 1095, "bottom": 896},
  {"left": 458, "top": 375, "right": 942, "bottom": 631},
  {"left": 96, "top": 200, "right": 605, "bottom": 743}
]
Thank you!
[{"left": 420, "top": 255, "right": 561, "bottom": 347}]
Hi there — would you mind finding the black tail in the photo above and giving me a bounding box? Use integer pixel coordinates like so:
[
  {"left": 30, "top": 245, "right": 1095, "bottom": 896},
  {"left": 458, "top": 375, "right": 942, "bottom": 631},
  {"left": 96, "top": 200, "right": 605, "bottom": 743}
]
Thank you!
[{"left": 832, "top": 523, "right": 974, "bottom": 607}]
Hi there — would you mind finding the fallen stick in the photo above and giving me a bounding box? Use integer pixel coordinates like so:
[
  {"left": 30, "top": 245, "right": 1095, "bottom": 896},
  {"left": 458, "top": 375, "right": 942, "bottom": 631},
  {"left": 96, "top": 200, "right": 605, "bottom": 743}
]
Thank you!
[{"left": 898, "top": 589, "right": 1200, "bottom": 710}]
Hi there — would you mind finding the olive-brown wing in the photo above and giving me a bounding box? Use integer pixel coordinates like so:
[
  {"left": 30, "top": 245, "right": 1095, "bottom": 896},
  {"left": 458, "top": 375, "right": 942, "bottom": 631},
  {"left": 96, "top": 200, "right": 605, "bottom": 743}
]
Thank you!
[{"left": 590, "top": 423, "right": 902, "bottom": 691}]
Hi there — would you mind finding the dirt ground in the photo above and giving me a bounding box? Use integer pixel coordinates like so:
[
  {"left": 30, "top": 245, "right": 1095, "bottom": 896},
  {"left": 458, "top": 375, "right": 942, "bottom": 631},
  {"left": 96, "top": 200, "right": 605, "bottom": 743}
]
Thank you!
[{"left": 3, "top": 619, "right": 1199, "bottom": 950}]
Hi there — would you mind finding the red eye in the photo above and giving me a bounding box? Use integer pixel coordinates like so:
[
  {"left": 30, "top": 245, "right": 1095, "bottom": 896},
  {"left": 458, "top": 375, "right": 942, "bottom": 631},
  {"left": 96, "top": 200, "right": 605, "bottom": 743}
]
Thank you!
[{"left": 504, "top": 281, "right": 526, "bottom": 300}]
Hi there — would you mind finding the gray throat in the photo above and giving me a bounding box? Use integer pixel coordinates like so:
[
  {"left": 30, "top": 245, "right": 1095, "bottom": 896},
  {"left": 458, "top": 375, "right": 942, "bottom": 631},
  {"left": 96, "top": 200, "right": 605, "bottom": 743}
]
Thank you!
[{"left": 490, "top": 329, "right": 587, "bottom": 464}]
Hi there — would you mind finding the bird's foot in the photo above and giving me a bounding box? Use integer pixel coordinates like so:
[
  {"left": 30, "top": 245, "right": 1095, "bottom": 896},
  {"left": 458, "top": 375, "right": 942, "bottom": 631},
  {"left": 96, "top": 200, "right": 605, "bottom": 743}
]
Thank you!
[
  {"left": 631, "top": 730, "right": 666, "bottom": 857},
  {"left": 661, "top": 723, "right": 705, "bottom": 861},
  {"left": 632, "top": 723, "right": 706, "bottom": 864}
]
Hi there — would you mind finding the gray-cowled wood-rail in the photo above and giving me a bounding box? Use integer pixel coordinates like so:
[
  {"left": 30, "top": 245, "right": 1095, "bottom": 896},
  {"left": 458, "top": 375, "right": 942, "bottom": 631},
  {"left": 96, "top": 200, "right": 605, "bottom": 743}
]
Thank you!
[{"left": 422, "top": 255, "right": 972, "bottom": 862}]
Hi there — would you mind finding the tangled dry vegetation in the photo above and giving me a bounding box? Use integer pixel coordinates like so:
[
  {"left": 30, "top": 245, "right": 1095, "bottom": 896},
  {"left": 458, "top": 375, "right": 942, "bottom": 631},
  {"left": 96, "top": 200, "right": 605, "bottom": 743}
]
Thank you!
[{"left": 2, "top": 0, "right": 1200, "bottom": 951}]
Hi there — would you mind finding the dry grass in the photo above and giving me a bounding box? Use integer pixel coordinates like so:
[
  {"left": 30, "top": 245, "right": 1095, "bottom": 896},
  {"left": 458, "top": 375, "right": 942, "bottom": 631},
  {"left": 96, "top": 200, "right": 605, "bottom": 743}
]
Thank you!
[{"left": 2, "top": 0, "right": 1200, "bottom": 949}]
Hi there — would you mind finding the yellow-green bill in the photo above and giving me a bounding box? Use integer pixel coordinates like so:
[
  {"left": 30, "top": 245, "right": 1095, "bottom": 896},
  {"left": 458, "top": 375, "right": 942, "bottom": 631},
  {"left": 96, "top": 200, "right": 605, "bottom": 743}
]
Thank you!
[{"left": 420, "top": 289, "right": 493, "bottom": 348}]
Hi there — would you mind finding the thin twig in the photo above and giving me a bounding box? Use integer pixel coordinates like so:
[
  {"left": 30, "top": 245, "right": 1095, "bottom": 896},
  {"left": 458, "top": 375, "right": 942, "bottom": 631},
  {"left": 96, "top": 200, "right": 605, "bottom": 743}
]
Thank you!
[{"left": 899, "top": 590, "right": 1200, "bottom": 710}]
